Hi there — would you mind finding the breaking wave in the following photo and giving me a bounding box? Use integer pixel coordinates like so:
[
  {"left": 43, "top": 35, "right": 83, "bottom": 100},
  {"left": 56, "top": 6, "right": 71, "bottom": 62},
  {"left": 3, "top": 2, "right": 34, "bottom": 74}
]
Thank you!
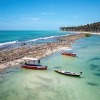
[
  {"left": 0, "top": 41, "right": 18, "bottom": 47},
  {"left": 0, "top": 34, "right": 67, "bottom": 49},
  {"left": 27, "top": 35, "right": 58, "bottom": 42}
]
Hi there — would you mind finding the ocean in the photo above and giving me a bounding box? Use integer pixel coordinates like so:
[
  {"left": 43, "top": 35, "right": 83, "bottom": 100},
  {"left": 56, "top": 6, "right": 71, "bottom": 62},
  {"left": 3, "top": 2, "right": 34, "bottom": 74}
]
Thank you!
[
  {"left": 0, "top": 30, "right": 68, "bottom": 49},
  {"left": 0, "top": 31, "right": 100, "bottom": 100}
]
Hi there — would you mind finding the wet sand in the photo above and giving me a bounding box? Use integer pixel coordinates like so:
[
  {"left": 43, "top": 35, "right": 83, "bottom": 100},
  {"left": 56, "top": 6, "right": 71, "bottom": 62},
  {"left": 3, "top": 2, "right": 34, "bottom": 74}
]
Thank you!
[{"left": 0, "top": 33, "right": 86, "bottom": 70}]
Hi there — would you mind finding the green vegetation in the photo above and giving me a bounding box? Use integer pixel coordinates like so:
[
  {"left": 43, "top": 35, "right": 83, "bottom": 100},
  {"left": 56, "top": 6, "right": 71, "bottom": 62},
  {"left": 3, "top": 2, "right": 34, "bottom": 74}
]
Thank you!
[
  {"left": 60, "top": 22, "right": 100, "bottom": 32},
  {"left": 85, "top": 34, "right": 91, "bottom": 37}
]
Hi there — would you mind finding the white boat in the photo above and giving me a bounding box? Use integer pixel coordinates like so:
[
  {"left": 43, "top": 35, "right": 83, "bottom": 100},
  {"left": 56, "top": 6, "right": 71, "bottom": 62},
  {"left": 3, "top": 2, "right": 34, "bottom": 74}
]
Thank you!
[
  {"left": 21, "top": 57, "right": 47, "bottom": 70},
  {"left": 54, "top": 69, "right": 82, "bottom": 77}
]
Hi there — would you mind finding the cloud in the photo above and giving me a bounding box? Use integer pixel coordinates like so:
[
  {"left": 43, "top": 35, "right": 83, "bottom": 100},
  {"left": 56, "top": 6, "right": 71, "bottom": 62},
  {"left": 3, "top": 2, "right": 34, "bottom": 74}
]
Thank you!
[
  {"left": 31, "top": 18, "right": 41, "bottom": 21},
  {"left": 21, "top": 17, "right": 41, "bottom": 21},
  {"left": 40, "top": 12, "right": 55, "bottom": 15}
]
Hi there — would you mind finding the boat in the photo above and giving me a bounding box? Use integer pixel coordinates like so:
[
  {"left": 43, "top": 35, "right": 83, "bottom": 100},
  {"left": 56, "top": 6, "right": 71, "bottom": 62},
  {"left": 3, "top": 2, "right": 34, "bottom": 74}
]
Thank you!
[
  {"left": 21, "top": 57, "right": 47, "bottom": 70},
  {"left": 62, "top": 51, "right": 76, "bottom": 57},
  {"left": 21, "top": 64, "right": 47, "bottom": 70},
  {"left": 54, "top": 69, "right": 82, "bottom": 77}
]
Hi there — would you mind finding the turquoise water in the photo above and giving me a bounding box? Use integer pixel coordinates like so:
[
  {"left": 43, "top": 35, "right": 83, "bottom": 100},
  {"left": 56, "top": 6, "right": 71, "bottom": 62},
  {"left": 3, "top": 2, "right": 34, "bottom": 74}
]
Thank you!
[
  {"left": 0, "top": 30, "right": 68, "bottom": 44},
  {"left": 0, "top": 35, "right": 100, "bottom": 100},
  {"left": 0, "top": 30, "right": 66, "bottom": 43},
  {"left": 0, "top": 30, "right": 69, "bottom": 49}
]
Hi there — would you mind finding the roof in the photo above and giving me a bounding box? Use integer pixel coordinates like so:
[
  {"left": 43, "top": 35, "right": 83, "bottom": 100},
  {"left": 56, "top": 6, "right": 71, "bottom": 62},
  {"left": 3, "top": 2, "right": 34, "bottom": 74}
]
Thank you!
[{"left": 22, "top": 57, "right": 38, "bottom": 61}]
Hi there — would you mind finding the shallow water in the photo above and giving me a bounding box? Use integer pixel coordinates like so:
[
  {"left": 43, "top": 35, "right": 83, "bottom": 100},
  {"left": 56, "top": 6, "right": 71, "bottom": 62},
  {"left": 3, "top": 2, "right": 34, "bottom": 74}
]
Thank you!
[{"left": 0, "top": 35, "right": 100, "bottom": 100}]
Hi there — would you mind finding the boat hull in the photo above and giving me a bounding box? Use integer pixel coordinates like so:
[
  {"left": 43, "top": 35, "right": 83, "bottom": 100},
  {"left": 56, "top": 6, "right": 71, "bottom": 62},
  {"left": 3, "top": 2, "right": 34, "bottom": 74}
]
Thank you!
[
  {"left": 54, "top": 69, "right": 81, "bottom": 77},
  {"left": 62, "top": 52, "right": 76, "bottom": 57},
  {"left": 21, "top": 65, "right": 47, "bottom": 70}
]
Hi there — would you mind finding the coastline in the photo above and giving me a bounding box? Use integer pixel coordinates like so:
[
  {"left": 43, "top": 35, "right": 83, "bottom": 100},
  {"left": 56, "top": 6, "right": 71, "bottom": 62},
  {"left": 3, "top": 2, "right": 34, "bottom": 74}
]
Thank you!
[
  {"left": 62, "top": 31, "right": 100, "bottom": 35},
  {"left": 0, "top": 33, "right": 86, "bottom": 70}
]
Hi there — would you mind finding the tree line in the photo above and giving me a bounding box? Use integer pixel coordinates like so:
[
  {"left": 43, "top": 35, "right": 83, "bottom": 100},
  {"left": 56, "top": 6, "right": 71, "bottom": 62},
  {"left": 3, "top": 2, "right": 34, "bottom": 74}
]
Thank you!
[{"left": 60, "top": 22, "right": 100, "bottom": 32}]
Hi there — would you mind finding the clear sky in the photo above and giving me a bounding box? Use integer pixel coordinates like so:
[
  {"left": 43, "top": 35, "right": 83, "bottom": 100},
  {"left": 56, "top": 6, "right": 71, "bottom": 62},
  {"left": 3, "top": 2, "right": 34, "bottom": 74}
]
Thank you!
[{"left": 0, "top": 0, "right": 100, "bottom": 30}]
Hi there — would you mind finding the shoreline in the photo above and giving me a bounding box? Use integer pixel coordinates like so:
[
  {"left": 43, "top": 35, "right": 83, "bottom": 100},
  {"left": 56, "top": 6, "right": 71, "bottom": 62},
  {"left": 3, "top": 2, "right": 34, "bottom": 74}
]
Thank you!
[
  {"left": 0, "top": 33, "right": 86, "bottom": 71},
  {"left": 62, "top": 31, "right": 100, "bottom": 35}
]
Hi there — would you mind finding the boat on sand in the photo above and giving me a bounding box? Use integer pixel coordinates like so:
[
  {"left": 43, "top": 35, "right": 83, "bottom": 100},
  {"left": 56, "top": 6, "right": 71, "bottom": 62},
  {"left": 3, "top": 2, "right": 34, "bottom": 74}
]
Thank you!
[
  {"left": 54, "top": 69, "right": 82, "bottom": 77},
  {"left": 21, "top": 57, "right": 47, "bottom": 70}
]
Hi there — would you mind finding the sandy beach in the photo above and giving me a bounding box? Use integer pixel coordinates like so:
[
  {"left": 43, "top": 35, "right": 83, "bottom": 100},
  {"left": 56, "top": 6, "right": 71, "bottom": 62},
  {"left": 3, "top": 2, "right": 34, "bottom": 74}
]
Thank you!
[
  {"left": 0, "top": 33, "right": 86, "bottom": 70},
  {"left": 64, "top": 31, "right": 100, "bottom": 35}
]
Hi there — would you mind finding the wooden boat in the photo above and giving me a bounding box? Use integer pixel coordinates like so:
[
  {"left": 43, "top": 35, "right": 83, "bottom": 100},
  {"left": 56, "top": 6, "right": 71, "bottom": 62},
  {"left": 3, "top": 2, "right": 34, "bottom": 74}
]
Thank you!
[
  {"left": 21, "top": 57, "right": 47, "bottom": 70},
  {"left": 21, "top": 64, "right": 47, "bottom": 70},
  {"left": 54, "top": 69, "right": 82, "bottom": 77},
  {"left": 62, "top": 51, "right": 76, "bottom": 57}
]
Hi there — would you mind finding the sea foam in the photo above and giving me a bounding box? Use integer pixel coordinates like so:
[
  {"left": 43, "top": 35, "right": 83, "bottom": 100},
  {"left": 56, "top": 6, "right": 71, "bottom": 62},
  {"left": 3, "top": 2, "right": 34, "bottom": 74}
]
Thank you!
[
  {"left": 27, "top": 35, "right": 58, "bottom": 42},
  {"left": 0, "top": 41, "right": 18, "bottom": 47}
]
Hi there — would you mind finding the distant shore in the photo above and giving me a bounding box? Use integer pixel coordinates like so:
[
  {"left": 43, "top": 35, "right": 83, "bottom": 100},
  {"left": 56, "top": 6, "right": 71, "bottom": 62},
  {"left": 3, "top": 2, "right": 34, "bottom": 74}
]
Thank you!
[
  {"left": 61, "top": 31, "right": 100, "bottom": 35},
  {"left": 63, "top": 31, "right": 100, "bottom": 35},
  {"left": 0, "top": 33, "right": 86, "bottom": 70}
]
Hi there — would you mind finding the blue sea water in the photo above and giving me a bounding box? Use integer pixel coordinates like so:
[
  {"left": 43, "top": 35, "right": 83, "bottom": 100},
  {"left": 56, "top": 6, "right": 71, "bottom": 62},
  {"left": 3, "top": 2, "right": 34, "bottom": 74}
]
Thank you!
[
  {"left": 0, "top": 30, "right": 69, "bottom": 47},
  {"left": 0, "top": 31, "right": 100, "bottom": 100},
  {"left": 0, "top": 30, "right": 63, "bottom": 42}
]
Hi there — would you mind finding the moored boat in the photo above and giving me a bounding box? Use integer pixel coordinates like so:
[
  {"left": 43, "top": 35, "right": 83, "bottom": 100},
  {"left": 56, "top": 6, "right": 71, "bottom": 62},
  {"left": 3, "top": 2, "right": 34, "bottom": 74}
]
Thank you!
[
  {"left": 21, "top": 57, "right": 47, "bottom": 70},
  {"left": 21, "top": 64, "right": 47, "bottom": 70},
  {"left": 54, "top": 69, "right": 82, "bottom": 77},
  {"left": 62, "top": 51, "right": 76, "bottom": 57}
]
